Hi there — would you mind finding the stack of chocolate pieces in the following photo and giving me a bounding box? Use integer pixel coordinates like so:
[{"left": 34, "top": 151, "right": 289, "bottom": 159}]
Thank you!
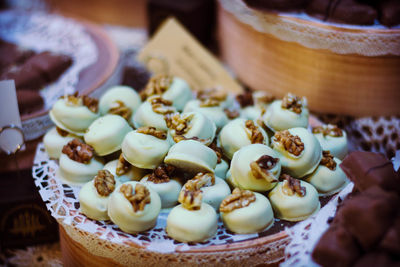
[
  {"left": 312, "top": 151, "right": 400, "bottom": 266},
  {"left": 0, "top": 39, "right": 73, "bottom": 115},
  {"left": 244, "top": 0, "right": 400, "bottom": 26}
]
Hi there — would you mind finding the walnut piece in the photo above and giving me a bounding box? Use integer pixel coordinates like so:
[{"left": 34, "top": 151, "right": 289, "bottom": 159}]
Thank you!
[
  {"left": 281, "top": 93, "right": 304, "bottom": 114},
  {"left": 65, "top": 92, "right": 81, "bottom": 106},
  {"left": 149, "top": 96, "right": 175, "bottom": 115},
  {"left": 140, "top": 74, "right": 173, "bottom": 100},
  {"left": 219, "top": 188, "right": 256, "bottom": 213},
  {"left": 136, "top": 126, "right": 167, "bottom": 139},
  {"left": 320, "top": 150, "right": 337, "bottom": 170},
  {"left": 94, "top": 170, "right": 116, "bottom": 197},
  {"left": 280, "top": 174, "right": 306, "bottom": 197},
  {"left": 109, "top": 100, "right": 132, "bottom": 121},
  {"left": 274, "top": 130, "right": 304, "bottom": 156},
  {"left": 245, "top": 120, "right": 264, "bottom": 144},
  {"left": 116, "top": 153, "right": 131, "bottom": 176},
  {"left": 120, "top": 183, "right": 151, "bottom": 212},
  {"left": 250, "top": 155, "right": 279, "bottom": 183},
  {"left": 198, "top": 89, "right": 227, "bottom": 107},
  {"left": 255, "top": 93, "right": 275, "bottom": 104},
  {"left": 147, "top": 164, "right": 175, "bottom": 184},
  {"left": 236, "top": 92, "right": 254, "bottom": 108},
  {"left": 209, "top": 140, "right": 223, "bottom": 164},
  {"left": 63, "top": 92, "right": 98, "bottom": 113},
  {"left": 56, "top": 127, "right": 69, "bottom": 137},
  {"left": 172, "top": 135, "right": 208, "bottom": 144},
  {"left": 312, "top": 124, "right": 343, "bottom": 137},
  {"left": 178, "top": 188, "right": 202, "bottom": 210},
  {"left": 184, "top": 172, "right": 215, "bottom": 191},
  {"left": 62, "top": 139, "right": 94, "bottom": 164},
  {"left": 165, "top": 113, "right": 192, "bottom": 135},
  {"left": 224, "top": 108, "right": 240, "bottom": 119}
]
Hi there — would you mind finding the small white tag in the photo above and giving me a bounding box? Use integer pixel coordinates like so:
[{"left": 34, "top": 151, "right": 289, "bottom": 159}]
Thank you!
[{"left": 0, "top": 80, "right": 25, "bottom": 154}]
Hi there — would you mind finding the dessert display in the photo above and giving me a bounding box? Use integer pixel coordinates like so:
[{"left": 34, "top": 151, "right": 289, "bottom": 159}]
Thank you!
[
  {"left": 219, "top": 118, "right": 269, "bottom": 159},
  {"left": 236, "top": 91, "right": 275, "bottom": 121},
  {"left": 262, "top": 93, "right": 309, "bottom": 132},
  {"left": 220, "top": 188, "right": 274, "bottom": 234},
  {"left": 57, "top": 139, "right": 104, "bottom": 185},
  {"left": 43, "top": 127, "right": 78, "bottom": 159},
  {"left": 166, "top": 184, "right": 218, "bottom": 242},
  {"left": 305, "top": 151, "right": 348, "bottom": 196},
  {"left": 268, "top": 174, "right": 320, "bottom": 221},
  {"left": 312, "top": 151, "right": 400, "bottom": 266},
  {"left": 121, "top": 127, "right": 171, "bottom": 169},
  {"left": 271, "top": 127, "right": 322, "bottom": 178},
  {"left": 79, "top": 170, "right": 120, "bottom": 221},
  {"left": 84, "top": 114, "right": 133, "bottom": 156},
  {"left": 312, "top": 124, "right": 349, "bottom": 160},
  {"left": 108, "top": 181, "right": 161, "bottom": 233},
  {"left": 103, "top": 154, "right": 147, "bottom": 183}
]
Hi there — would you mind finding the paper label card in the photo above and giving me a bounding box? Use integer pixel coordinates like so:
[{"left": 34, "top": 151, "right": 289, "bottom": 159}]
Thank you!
[{"left": 137, "top": 17, "right": 243, "bottom": 94}]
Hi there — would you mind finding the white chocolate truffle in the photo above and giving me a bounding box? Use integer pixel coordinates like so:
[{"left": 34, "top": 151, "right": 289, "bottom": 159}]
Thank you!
[
  {"left": 57, "top": 153, "right": 104, "bottom": 185},
  {"left": 200, "top": 177, "right": 231, "bottom": 211},
  {"left": 84, "top": 115, "right": 133, "bottom": 156},
  {"left": 162, "top": 77, "right": 194, "bottom": 111},
  {"left": 49, "top": 97, "right": 99, "bottom": 136},
  {"left": 262, "top": 96, "right": 309, "bottom": 132},
  {"left": 305, "top": 154, "right": 348, "bottom": 196},
  {"left": 312, "top": 125, "right": 348, "bottom": 160},
  {"left": 221, "top": 191, "right": 274, "bottom": 234},
  {"left": 183, "top": 99, "right": 228, "bottom": 130},
  {"left": 108, "top": 182, "right": 161, "bottom": 233},
  {"left": 219, "top": 118, "right": 269, "bottom": 159},
  {"left": 141, "top": 175, "right": 182, "bottom": 208},
  {"left": 103, "top": 159, "right": 146, "bottom": 183},
  {"left": 43, "top": 127, "right": 77, "bottom": 159},
  {"left": 230, "top": 144, "right": 281, "bottom": 192},
  {"left": 214, "top": 159, "right": 229, "bottom": 179},
  {"left": 99, "top": 85, "right": 141, "bottom": 118},
  {"left": 238, "top": 91, "right": 274, "bottom": 121},
  {"left": 167, "top": 112, "right": 216, "bottom": 146},
  {"left": 164, "top": 140, "right": 218, "bottom": 173},
  {"left": 271, "top": 127, "right": 322, "bottom": 178},
  {"left": 268, "top": 178, "right": 320, "bottom": 221},
  {"left": 79, "top": 172, "right": 120, "bottom": 221},
  {"left": 132, "top": 96, "right": 176, "bottom": 131},
  {"left": 166, "top": 203, "right": 218, "bottom": 243},
  {"left": 121, "top": 130, "right": 170, "bottom": 169}
]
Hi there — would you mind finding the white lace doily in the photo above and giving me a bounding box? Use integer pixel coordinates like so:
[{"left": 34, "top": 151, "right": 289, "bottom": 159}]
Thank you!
[{"left": 0, "top": 10, "right": 98, "bottom": 140}]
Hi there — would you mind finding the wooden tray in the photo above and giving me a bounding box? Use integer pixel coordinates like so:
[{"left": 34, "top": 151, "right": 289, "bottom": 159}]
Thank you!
[{"left": 217, "top": 2, "right": 400, "bottom": 117}]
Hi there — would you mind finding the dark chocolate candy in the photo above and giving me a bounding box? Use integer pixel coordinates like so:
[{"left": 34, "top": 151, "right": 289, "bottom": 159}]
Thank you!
[
  {"left": 379, "top": 216, "right": 400, "bottom": 255},
  {"left": 353, "top": 251, "right": 399, "bottom": 267},
  {"left": 16, "top": 88, "right": 44, "bottom": 115},
  {"left": 378, "top": 0, "right": 400, "bottom": 27},
  {"left": 312, "top": 225, "right": 361, "bottom": 267},
  {"left": 121, "top": 65, "right": 150, "bottom": 92},
  {"left": 244, "top": 0, "right": 310, "bottom": 12},
  {"left": 0, "top": 39, "right": 34, "bottom": 73},
  {"left": 340, "top": 151, "right": 400, "bottom": 194},
  {"left": 335, "top": 186, "right": 399, "bottom": 250}
]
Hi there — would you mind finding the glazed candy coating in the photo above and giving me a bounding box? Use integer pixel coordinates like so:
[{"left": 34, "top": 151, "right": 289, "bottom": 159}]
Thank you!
[
  {"left": 103, "top": 159, "right": 146, "bottom": 183},
  {"left": 162, "top": 77, "right": 194, "bottom": 111},
  {"left": 141, "top": 175, "right": 182, "bottom": 208},
  {"left": 84, "top": 115, "right": 133, "bottom": 156},
  {"left": 314, "top": 131, "right": 348, "bottom": 160},
  {"left": 99, "top": 85, "right": 141, "bottom": 116},
  {"left": 230, "top": 144, "right": 281, "bottom": 192},
  {"left": 132, "top": 98, "right": 176, "bottom": 131},
  {"left": 108, "top": 181, "right": 161, "bottom": 233},
  {"left": 221, "top": 192, "right": 274, "bottom": 234},
  {"left": 200, "top": 177, "right": 231, "bottom": 211},
  {"left": 214, "top": 159, "right": 229, "bottom": 179},
  {"left": 43, "top": 127, "right": 76, "bottom": 159},
  {"left": 262, "top": 100, "right": 308, "bottom": 131},
  {"left": 57, "top": 154, "right": 104, "bottom": 185},
  {"left": 166, "top": 203, "right": 218, "bottom": 242},
  {"left": 183, "top": 99, "right": 229, "bottom": 130}
]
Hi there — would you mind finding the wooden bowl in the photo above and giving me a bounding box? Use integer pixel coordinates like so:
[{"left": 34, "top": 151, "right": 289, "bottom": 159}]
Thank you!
[{"left": 217, "top": 1, "right": 400, "bottom": 117}]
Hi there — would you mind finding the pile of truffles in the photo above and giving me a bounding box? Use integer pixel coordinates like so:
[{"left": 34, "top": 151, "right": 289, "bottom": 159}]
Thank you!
[{"left": 44, "top": 74, "right": 350, "bottom": 243}]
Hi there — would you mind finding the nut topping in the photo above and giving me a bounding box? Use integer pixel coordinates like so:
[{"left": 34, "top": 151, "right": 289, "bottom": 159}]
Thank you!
[
  {"left": 209, "top": 140, "right": 223, "bottom": 164},
  {"left": 312, "top": 124, "right": 343, "bottom": 137},
  {"left": 109, "top": 100, "right": 132, "bottom": 121},
  {"left": 136, "top": 126, "right": 167, "bottom": 139},
  {"left": 165, "top": 113, "right": 192, "bottom": 135},
  {"left": 65, "top": 92, "right": 81, "bottom": 106},
  {"left": 149, "top": 96, "right": 175, "bottom": 115},
  {"left": 198, "top": 89, "right": 227, "bottom": 107},
  {"left": 120, "top": 183, "right": 151, "bottom": 212},
  {"left": 274, "top": 130, "right": 304, "bottom": 156},
  {"left": 219, "top": 188, "right": 256, "bottom": 213},
  {"left": 184, "top": 172, "right": 215, "bottom": 191},
  {"left": 281, "top": 93, "right": 304, "bottom": 114},
  {"left": 147, "top": 164, "right": 176, "bottom": 184},
  {"left": 224, "top": 108, "right": 240, "bottom": 119},
  {"left": 172, "top": 135, "right": 208, "bottom": 144},
  {"left": 250, "top": 155, "right": 279, "bottom": 183},
  {"left": 280, "top": 174, "right": 306, "bottom": 197},
  {"left": 62, "top": 139, "right": 94, "bottom": 164},
  {"left": 140, "top": 74, "right": 173, "bottom": 100},
  {"left": 320, "top": 150, "right": 337, "bottom": 170},
  {"left": 178, "top": 188, "right": 202, "bottom": 210},
  {"left": 245, "top": 120, "right": 264, "bottom": 144},
  {"left": 56, "top": 127, "right": 69, "bottom": 137},
  {"left": 255, "top": 93, "right": 275, "bottom": 104},
  {"left": 116, "top": 153, "right": 131, "bottom": 176},
  {"left": 94, "top": 170, "right": 116, "bottom": 197},
  {"left": 236, "top": 92, "right": 254, "bottom": 108},
  {"left": 64, "top": 92, "right": 98, "bottom": 113}
]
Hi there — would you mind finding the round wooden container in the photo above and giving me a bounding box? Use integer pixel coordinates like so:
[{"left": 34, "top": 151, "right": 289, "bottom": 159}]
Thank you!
[{"left": 217, "top": 1, "right": 400, "bottom": 117}]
